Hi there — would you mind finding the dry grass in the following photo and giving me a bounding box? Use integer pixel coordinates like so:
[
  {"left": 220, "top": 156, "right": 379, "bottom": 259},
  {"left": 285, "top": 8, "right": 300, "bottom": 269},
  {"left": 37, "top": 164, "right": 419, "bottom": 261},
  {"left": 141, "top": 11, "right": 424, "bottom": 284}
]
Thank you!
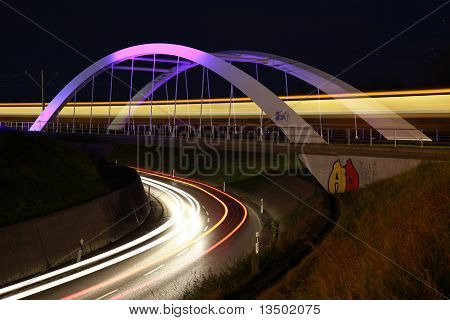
[
  {"left": 260, "top": 161, "right": 449, "bottom": 299},
  {"left": 277, "top": 187, "right": 330, "bottom": 252}
]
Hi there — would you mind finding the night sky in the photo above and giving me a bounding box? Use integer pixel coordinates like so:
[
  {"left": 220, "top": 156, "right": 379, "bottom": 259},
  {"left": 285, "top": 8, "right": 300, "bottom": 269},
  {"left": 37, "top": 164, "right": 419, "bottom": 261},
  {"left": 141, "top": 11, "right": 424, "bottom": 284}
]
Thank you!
[{"left": 0, "top": 0, "right": 449, "bottom": 102}]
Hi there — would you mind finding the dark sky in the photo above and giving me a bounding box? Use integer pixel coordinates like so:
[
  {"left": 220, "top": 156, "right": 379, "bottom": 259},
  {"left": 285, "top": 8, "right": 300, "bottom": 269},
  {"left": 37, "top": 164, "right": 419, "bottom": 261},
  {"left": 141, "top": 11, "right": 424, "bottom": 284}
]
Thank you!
[{"left": 0, "top": 0, "right": 449, "bottom": 102}]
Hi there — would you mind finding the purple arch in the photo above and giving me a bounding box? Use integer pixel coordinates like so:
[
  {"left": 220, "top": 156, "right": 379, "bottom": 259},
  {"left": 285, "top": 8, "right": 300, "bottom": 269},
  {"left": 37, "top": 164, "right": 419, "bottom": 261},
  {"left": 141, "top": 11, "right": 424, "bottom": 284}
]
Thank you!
[{"left": 30, "top": 44, "right": 326, "bottom": 144}]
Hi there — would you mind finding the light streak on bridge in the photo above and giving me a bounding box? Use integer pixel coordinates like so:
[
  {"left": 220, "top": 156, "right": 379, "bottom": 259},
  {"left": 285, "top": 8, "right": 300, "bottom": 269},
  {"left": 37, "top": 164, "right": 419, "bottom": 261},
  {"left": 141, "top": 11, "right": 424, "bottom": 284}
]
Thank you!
[{"left": 1, "top": 89, "right": 449, "bottom": 119}]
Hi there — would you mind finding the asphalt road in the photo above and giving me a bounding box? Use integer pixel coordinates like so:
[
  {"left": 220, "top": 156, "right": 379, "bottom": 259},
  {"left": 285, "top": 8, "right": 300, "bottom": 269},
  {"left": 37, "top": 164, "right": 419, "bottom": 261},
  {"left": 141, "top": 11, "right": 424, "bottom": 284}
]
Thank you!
[{"left": 1, "top": 170, "right": 260, "bottom": 300}]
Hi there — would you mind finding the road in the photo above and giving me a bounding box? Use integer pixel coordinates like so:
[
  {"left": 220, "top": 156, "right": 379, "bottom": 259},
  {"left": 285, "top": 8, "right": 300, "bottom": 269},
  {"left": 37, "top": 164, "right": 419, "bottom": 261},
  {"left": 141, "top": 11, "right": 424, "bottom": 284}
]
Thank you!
[{"left": 0, "top": 170, "right": 260, "bottom": 300}]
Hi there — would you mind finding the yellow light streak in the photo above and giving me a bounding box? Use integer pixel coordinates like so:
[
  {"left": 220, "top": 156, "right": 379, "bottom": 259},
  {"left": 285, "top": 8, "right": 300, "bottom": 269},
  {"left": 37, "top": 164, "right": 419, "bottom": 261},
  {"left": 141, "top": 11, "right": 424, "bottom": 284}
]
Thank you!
[{"left": 0, "top": 89, "right": 449, "bottom": 118}]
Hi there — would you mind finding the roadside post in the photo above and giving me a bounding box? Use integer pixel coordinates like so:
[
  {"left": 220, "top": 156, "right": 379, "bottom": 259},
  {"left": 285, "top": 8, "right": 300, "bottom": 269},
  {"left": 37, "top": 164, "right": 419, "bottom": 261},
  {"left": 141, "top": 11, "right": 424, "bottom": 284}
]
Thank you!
[
  {"left": 255, "top": 232, "right": 260, "bottom": 271},
  {"left": 260, "top": 198, "right": 264, "bottom": 214},
  {"left": 76, "top": 238, "right": 84, "bottom": 263}
]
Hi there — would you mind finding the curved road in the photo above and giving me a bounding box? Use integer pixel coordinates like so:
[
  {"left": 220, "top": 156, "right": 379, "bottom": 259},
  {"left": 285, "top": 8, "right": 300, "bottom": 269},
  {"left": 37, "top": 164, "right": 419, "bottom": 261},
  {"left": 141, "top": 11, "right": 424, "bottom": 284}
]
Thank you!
[{"left": 0, "top": 169, "right": 260, "bottom": 300}]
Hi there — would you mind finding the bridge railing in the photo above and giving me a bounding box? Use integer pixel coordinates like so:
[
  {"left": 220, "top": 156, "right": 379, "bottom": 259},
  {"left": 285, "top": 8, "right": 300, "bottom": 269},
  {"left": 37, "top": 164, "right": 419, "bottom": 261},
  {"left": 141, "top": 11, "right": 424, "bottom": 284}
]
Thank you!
[{"left": 1, "top": 120, "right": 449, "bottom": 148}]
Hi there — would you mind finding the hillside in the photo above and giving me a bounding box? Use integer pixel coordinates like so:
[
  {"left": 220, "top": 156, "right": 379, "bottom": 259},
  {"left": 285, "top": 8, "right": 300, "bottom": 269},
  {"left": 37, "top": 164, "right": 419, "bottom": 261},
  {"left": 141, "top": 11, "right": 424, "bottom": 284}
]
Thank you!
[
  {"left": 260, "top": 161, "right": 449, "bottom": 299},
  {"left": 0, "top": 132, "right": 113, "bottom": 227}
]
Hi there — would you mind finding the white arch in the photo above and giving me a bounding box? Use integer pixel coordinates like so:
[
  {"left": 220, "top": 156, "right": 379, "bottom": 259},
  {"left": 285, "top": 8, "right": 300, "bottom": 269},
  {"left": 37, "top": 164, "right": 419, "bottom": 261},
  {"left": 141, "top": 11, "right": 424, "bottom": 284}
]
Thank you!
[
  {"left": 220, "top": 51, "right": 428, "bottom": 141},
  {"left": 30, "top": 44, "right": 325, "bottom": 144},
  {"left": 114, "top": 50, "right": 429, "bottom": 141}
]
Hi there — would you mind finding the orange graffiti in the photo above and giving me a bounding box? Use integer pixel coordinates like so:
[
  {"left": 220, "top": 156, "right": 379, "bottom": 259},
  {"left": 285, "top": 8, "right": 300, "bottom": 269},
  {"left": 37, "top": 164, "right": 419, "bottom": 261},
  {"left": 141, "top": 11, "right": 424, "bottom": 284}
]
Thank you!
[{"left": 328, "top": 159, "right": 360, "bottom": 194}]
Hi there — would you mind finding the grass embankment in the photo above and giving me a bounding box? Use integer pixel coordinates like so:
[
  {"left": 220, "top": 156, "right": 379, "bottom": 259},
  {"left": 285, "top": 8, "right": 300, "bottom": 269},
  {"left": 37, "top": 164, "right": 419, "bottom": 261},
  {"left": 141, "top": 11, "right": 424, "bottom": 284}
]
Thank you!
[
  {"left": 0, "top": 132, "right": 120, "bottom": 228},
  {"left": 260, "top": 161, "right": 449, "bottom": 299}
]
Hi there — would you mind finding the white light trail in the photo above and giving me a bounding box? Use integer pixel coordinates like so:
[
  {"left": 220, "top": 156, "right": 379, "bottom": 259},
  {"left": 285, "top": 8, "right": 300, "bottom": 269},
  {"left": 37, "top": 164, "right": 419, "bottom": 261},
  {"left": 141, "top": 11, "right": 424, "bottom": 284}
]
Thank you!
[{"left": 1, "top": 176, "right": 202, "bottom": 300}]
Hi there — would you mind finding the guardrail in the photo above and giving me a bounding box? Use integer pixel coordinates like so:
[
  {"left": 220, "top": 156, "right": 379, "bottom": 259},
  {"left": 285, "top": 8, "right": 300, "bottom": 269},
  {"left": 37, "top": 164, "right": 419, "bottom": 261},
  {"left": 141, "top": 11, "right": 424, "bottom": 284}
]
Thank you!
[{"left": 1, "top": 120, "right": 449, "bottom": 148}]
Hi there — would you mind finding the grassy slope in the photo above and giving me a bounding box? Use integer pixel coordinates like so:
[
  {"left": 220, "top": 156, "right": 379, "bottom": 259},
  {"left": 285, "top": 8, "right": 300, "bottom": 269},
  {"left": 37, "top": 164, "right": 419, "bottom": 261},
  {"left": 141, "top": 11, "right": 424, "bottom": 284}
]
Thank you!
[
  {"left": 0, "top": 133, "right": 111, "bottom": 227},
  {"left": 260, "top": 161, "right": 449, "bottom": 299}
]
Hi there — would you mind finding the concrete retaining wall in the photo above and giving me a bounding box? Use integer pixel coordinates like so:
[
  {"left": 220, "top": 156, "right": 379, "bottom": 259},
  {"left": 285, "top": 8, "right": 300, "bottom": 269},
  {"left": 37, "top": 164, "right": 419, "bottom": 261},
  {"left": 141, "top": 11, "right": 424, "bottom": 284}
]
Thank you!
[
  {"left": 299, "top": 153, "right": 423, "bottom": 193},
  {"left": 0, "top": 176, "right": 150, "bottom": 286}
]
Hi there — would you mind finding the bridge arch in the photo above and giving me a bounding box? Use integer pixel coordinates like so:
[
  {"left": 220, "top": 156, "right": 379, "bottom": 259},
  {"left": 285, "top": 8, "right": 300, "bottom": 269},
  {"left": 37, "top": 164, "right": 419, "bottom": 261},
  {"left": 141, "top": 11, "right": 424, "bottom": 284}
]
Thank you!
[
  {"left": 111, "top": 50, "right": 427, "bottom": 141},
  {"left": 29, "top": 44, "right": 326, "bottom": 143}
]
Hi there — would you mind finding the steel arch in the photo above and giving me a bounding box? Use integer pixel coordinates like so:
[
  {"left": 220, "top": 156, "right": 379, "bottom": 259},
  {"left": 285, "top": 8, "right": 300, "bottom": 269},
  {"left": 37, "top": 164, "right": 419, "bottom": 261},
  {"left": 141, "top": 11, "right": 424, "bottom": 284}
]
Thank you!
[
  {"left": 219, "top": 51, "right": 427, "bottom": 141},
  {"left": 29, "top": 44, "right": 325, "bottom": 143},
  {"left": 113, "top": 50, "right": 428, "bottom": 141}
]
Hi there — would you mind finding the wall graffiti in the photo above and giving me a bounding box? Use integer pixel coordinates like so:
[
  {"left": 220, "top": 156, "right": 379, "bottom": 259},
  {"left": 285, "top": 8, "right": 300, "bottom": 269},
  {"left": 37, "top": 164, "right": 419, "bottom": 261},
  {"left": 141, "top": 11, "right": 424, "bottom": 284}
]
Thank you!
[{"left": 328, "top": 159, "right": 360, "bottom": 193}]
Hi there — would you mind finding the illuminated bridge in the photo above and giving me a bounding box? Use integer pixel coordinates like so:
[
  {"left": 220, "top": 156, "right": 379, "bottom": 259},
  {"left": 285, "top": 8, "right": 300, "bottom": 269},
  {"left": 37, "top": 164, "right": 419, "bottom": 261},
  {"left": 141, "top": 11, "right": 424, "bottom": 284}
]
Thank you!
[
  {"left": 0, "top": 43, "right": 449, "bottom": 195},
  {"left": 2, "top": 43, "right": 449, "bottom": 144}
]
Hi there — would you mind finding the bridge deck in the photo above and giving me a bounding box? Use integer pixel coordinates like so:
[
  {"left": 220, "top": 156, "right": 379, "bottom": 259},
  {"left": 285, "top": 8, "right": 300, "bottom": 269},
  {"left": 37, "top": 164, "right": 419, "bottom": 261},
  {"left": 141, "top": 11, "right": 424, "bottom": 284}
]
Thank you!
[{"left": 37, "top": 132, "right": 450, "bottom": 161}]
